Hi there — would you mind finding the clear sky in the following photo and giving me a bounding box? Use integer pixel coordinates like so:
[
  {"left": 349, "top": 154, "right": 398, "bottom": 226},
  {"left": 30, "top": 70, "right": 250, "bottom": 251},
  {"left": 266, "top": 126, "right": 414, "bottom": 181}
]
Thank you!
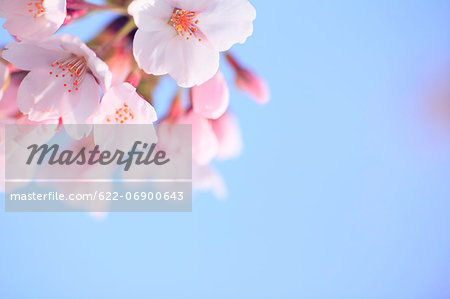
[{"left": 1, "top": 1, "right": 450, "bottom": 298}]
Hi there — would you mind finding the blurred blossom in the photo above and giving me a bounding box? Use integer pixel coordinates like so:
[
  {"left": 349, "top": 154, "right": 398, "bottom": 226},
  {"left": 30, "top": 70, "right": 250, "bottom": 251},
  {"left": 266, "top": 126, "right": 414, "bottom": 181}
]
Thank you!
[
  {"left": 226, "top": 53, "right": 270, "bottom": 104},
  {"left": 0, "top": 0, "right": 67, "bottom": 40},
  {"left": 2, "top": 34, "right": 112, "bottom": 139},
  {"left": 0, "top": 71, "right": 25, "bottom": 118},
  {"left": 192, "top": 71, "right": 229, "bottom": 120},
  {"left": 212, "top": 112, "right": 243, "bottom": 160},
  {"left": 128, "top": 0, "right": 256, "bottom": 87},
  {"left": 0, "top": 60, "right": 9, "bottom": 101},
  {"left": 177, "top": 110, "right": 218, "bottom": 166},
  {"left": 192, "top": 163, "right": 227, "bottom": 199},
  {"left": 63, "top": 7, "right": 87, "bottom": 25},
  {"left": 106, "top": 46, "right": 135, "bottom": 85}
]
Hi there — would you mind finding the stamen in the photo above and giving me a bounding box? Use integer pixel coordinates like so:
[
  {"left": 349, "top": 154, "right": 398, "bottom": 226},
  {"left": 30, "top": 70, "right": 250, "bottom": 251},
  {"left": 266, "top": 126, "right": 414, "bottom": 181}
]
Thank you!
[
  {"left": 106, "top": 103, "right": 135, "bottom": 124},
  {"left": 169, "top": 8, "right": 203, "bottom": 42},
  {"left": 27, "top": 0, "right": 45, "bottom": 19},
  {"left": 49, "top": 55, "right": 88, "bottom": 93}
]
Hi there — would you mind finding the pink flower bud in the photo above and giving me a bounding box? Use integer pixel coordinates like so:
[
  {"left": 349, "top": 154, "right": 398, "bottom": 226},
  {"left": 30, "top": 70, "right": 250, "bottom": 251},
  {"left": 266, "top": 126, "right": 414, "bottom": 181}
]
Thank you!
[{"left": 226, "top": 53, "right": 270, "bottom": 104}]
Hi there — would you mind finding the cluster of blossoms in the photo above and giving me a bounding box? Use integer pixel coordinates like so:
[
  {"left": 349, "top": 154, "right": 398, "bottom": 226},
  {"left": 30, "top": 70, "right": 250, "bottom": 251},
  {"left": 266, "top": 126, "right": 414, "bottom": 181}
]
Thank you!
[{"left": 0, "top": 0, "right": 269, "bottom": 198}]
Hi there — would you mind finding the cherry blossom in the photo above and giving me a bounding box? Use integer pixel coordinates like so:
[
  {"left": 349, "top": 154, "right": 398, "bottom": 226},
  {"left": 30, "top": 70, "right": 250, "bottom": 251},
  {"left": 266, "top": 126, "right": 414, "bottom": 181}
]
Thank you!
[
  {"left": 128, "top": 0, "right": 256, "bottom": 87},
  {"left": 2, "top": 34, "right": 112, "bottom": 138},
  {"left": 0, "top": 0, "right": 67, "bottom": 40},
  {"left": 92, "top": 82, "right": 158, "bottom": 151},
  {"left": 192, "top": 71, "right": 229, "bottom": 119},
  {"left": 176, "top": 110, "right": 218, "bottom": 165}
]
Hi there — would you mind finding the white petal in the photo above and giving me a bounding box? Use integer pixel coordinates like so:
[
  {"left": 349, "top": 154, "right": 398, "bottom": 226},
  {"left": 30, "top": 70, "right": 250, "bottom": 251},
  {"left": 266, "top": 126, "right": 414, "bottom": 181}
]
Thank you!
[
  {"left": 16, "top": 68, "right": 72, "bottom": 121},
  {"left": 197, "top": 0, "right": 256, "bottom": 51},
  {"left": 87, "top": 56, "right": 112, "bottom": 92},
  {"left": 128, "top": 0, "right": 172, "bottom": 32},
  {"left": 164, "top": 37, "right": 219, "bottom": 87},
  {"left": 170, "top": 0, "right": 213, "bottom": 12},
  {"left": 2, "top": 40, "right": 67, "bottom": 71},
  {"left": 133, "top": 28, "right": 176, "bottom": 76},
  {"left": 46, "top": 34, "right": 97, "bottom": 60},
  {"left": 0, "top": 0, "right": 29, "bottom": 16},
  {"left": 43, "top": 0, "right": 66, "bottom": 27},
  {"left": 63, "top": 74, "right": 100, "bottom": 140}
]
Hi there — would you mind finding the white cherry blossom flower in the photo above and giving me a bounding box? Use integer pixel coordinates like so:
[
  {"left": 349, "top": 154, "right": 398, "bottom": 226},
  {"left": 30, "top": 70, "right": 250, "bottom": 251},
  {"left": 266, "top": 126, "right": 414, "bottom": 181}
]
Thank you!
[
  {"left": 2, "top": 34, "right": 112, "bottom": 139},
  {"left": 92, "top": 82, "right": 158, "bottom": 151},
  {"left": 128, "top": 0, "right": 256, "bottom": 87},
  {"left": 0, "top": 0, "right": 67, "bottom": 40}
]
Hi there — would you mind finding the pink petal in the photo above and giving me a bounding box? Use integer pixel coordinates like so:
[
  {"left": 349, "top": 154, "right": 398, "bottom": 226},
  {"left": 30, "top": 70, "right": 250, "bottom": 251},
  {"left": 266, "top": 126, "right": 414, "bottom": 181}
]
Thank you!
[{"left": 192, "top": 71, "right": 229, "bottom": 119}]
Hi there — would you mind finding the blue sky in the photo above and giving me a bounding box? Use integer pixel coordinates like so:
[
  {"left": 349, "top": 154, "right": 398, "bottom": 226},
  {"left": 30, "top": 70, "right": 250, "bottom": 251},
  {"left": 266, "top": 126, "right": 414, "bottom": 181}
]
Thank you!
[{"left": 1, "top": 1, "right": 450, "bottom": 298}]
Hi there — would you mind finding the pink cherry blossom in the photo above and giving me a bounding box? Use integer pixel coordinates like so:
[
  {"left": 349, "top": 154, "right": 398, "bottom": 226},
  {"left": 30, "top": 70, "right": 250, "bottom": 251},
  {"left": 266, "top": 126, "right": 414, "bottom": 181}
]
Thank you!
[
  {"left": 192, "top": 71, "right": 229, "bottom": 119},
  {"left": 128, "top": 0, "right": 256, "bottom": 87},
  {"left": 0, "top": 0, "right": 67, "bottom": 40},
  {"left": 2, "top": 34, "right": 112, "bottom": 138},
  {"left": 212, "top": 112, "right": 242, "bottom": 160},
  {"left": 92, "top": 82, "right": 158, "bottom": 150},
  {"left": 176, "top": 110, "right": 218, "bottom": 165}
]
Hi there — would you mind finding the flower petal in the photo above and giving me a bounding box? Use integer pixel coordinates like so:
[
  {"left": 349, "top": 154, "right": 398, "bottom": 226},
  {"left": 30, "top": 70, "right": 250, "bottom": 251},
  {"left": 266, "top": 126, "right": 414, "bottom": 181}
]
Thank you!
[
  {"left": 70, "top": 74, "right": 101, "bottom": 123},
  {"left": 170, "top": 0, "right": 213, "bottom": 12},
  {"left": 43, "top": 0, "right": 66, "bottom": 28},
  {"left": 192, "top": 71, "right": 229, "bottom": 119},
  {"left": 133, "top": 28, "right": 176, "bottom": 76},
  {"left": 197, "top": 0, "right": 256, "bottom": 51},
  {"left": 16, "top": 68, "right": 72, "bottom": 121},
  {"left": 164, "top": 37, "right": 219, "bottom": 87},
  {"left": 2, "top": 40, "right": 67, "bottom": 71},
  {"left": 128, "top": 0, "right": 172, "bottom": 32}
]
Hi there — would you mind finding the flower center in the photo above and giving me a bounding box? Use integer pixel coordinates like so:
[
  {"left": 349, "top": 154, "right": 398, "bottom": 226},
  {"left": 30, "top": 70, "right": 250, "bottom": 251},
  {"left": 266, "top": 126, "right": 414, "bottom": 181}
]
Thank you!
[
  {"left": 27, "top": 0, "right": 45, "bottom": 19},
  {"left": 49, "top": 55, "right": 88, "bottom": 93},
  {"left": 106, "top": 103, "right": 135, "bottom": 124},
  {"left": 169, "top": 8, "right": 203, "bottom": 42}
]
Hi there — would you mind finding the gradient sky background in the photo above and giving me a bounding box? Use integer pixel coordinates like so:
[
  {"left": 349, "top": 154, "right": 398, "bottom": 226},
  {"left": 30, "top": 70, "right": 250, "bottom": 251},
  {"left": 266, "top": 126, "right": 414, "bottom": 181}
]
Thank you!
[{"left": 2, "top": 1, "right": 450, "bottom": 298}]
